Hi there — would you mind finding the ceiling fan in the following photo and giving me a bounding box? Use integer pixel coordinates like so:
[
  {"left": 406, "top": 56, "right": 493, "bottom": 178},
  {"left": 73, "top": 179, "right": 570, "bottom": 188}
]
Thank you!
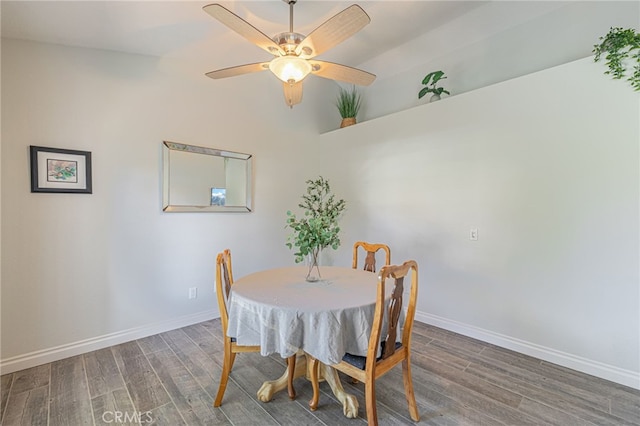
[{"left": 203, "top": 1, "right": 376, "bottom": 108}]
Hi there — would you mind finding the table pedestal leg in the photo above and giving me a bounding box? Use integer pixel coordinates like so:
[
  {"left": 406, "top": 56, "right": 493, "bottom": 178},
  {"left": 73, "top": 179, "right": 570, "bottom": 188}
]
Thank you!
[
  {"left": 317, "top": 361, "right": 359, "bottom": 418},
  {"left": 256, "top": 352, "right": 359, "bottom": 418},
  {"left": 257, "top": 351, "right": 307, "bottom": 402},
  {"left": 307, "top": 355, "right": 358, "bottom": 418}
]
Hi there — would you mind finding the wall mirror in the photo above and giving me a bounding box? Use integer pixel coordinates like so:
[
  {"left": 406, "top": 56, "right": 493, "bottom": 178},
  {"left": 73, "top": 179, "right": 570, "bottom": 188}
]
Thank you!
[{"left": 162, "top": 141, "right": 253, "bottom": 212}]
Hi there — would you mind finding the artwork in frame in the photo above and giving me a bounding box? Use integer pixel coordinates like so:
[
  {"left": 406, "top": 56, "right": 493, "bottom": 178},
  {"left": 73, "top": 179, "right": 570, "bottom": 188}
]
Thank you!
[{"left": 30, "top": 146, "right": 92, "bottom": 194}]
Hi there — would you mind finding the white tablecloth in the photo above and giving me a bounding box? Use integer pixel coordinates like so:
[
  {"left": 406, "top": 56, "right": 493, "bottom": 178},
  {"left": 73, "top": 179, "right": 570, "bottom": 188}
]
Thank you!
[{"left": 226, "top": 266, "right": 384, "bottom": 365}]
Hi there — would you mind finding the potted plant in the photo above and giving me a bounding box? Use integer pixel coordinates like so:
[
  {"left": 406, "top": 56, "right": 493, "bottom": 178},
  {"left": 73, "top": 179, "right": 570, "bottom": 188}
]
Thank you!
[
  {"left": 336, "top": 85, "right": 362, "bottom": 128},
  {"left": 285, "top": 176, "right": 346, "bottom": 281},
  {"left": 593, "top": 27, "right": 640, "bottom": 91},
  {"left": 419, "top": 70, "right": 450, "bottom": 102}
]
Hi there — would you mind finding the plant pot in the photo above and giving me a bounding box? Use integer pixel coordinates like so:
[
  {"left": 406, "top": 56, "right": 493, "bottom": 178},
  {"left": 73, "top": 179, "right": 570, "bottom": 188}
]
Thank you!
[
  {"left": 430, "top": 94, "right": 441, "bottom": 102},
  {"left": 340, "top": 117, "right": 356, "bottom": 128}
]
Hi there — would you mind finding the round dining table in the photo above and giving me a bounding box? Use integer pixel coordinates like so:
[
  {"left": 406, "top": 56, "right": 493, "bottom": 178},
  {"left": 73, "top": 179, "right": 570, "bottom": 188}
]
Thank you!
[
  {"left": 226, "top": 265, "right": 384, "bottom": 365},
  {"left": 226, "top": 265, "right": 391, "bottom": 417}
]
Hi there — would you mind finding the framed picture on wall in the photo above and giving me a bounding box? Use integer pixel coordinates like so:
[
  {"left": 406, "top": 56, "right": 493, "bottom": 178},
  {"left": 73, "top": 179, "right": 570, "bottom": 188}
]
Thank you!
[{"left": 30, "top": 146, "right": 92, "bottom": 194}]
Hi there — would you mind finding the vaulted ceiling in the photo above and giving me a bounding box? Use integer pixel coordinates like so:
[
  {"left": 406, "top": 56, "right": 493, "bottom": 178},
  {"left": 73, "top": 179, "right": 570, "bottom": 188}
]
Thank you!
[
  {"left": 2, "top": 1, "right": 638, "bottom": 120},
  {"left": 0, "top": 1, "right": 591, "bottom": 81},
  {"left": 1, "top": 2, "right": 486, "bottom": 74}
]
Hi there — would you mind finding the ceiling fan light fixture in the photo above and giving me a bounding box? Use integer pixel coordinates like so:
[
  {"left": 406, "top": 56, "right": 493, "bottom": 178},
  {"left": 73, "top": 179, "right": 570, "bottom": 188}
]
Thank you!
[{"left": 269, "top": 56, "right": 312, "bottom": 83}]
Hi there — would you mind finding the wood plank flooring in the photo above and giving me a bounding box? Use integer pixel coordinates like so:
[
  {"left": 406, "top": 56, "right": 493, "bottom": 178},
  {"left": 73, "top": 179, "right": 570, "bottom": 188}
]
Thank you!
[{"left": 1, "top": 319, "right": 639, "bottom": 425}]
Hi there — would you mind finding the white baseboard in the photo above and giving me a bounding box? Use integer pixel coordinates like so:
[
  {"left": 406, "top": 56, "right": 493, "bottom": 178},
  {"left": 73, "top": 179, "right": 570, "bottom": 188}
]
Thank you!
[
  {"left": 0, "top": 309, "right": 219, "bottom": 375},
  {"left": 416, "top": 311, "right": 640, "bottom": 390},
  {"left": 4, "top": 308, "right": 638, "bottom": 391}
]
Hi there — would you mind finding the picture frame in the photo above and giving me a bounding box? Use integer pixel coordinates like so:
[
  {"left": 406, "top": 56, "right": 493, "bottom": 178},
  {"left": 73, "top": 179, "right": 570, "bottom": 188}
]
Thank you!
[{"left": 30, "top": 146, "right": 92, "bottom": 194}]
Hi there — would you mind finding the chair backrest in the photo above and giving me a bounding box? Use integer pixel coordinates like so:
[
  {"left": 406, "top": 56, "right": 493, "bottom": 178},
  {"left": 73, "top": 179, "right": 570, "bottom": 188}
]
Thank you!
[
  {"left": 352, "top": 241, "right": 391, "bottom": 272},
  {"left": 215, "top": 249, "right": 234, "bottom": 333},
  {"left": 368, "top": 260, "right": 418, "bottom": 363}
]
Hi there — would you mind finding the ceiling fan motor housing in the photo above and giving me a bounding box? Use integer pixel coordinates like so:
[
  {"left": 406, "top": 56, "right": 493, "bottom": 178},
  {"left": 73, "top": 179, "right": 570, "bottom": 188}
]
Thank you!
[{"left": 272, "top": 32, "right": 308, "bottom": 55}]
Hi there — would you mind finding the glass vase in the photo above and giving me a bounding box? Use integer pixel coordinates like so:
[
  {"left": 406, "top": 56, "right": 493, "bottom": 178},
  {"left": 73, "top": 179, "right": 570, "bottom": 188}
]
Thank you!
[{"left": 306, "top": 248, "right": 322, "bottom": 282}]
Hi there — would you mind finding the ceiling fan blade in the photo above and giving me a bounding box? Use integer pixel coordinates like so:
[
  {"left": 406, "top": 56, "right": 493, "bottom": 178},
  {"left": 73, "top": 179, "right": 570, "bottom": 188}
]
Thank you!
[
  {"left": 283, "top": 81, "right": 303, "bottom": 108},
  {"left": 203, "top": 4, "right": 285, "bottom": 56},
  {"left": 309, "top": 60, "right": 376, "bottom": 86},
  {"left": 206, "top": 62, "right": 269, "bottom": 79},
  {"left": 295, "top": 5, "right": 370, "bottom": 59}
]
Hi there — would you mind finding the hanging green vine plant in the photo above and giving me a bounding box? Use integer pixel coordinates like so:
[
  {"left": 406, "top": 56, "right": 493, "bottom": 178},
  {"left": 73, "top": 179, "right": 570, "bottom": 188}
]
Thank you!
[{"left": 593, "top": 27, "right": 640, "bottom": 91}]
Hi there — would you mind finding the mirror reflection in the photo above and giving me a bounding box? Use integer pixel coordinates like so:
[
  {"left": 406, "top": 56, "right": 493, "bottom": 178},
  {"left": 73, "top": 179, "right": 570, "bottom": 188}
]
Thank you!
[{"left": 163, "top": 141, "right": 253, "bottom": 212}]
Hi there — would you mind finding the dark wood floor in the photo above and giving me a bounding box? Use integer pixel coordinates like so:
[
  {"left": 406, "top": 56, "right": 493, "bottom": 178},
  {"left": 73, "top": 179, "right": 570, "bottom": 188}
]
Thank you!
[{"left": 1, "top": 319, "right": 639, "bottom": 425}]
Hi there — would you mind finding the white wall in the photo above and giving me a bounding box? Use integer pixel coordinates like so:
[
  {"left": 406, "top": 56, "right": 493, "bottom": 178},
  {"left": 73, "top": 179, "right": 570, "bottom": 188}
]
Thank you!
[
  {"left": 350, "top": 1, "right": 640, "bottom": 128},
  {"left": 2, "top": 38, "right": 639, "bottom": 389},
  {"left": 315, "top": 57, "right": 640, "bottom": 387},
  {"left": 0, "top": 39, "right": 320, "bottom": 370}
]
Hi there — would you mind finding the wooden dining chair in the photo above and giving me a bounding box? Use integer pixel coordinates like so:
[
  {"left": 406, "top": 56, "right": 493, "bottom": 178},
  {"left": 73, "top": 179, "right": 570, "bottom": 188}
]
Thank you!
[
  {"left": 214, "top": 249, "right": 296, "bottom": 407},
  {"left": 350, "top": 241, "right": 392, "bottom": 385},
  {"left": 352, "top": 241, "right": 391, "bottom": 273},
  {"left": 309, "top": 260, "right": 420, "bottom": 425}
]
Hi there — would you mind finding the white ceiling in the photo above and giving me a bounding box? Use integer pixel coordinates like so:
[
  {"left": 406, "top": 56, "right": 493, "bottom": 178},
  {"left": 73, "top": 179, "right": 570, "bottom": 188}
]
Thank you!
[
  {"left": 0, "top": 0, "right": 538, "bottom": 79},
  {"left": 2, "top": 1, "right": 637, "bottom": 86}
]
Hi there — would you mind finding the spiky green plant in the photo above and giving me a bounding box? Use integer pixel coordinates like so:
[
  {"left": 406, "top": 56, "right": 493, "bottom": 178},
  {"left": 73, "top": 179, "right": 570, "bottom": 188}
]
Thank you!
[{"left": 336, "top": 86, "right": 362, "bottom": 118}]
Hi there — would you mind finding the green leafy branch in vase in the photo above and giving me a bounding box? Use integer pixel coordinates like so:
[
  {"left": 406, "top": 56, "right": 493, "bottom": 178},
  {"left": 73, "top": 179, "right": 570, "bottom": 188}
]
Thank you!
[{"left": 285, "top": 176, "right": 346, "bottom": 266}]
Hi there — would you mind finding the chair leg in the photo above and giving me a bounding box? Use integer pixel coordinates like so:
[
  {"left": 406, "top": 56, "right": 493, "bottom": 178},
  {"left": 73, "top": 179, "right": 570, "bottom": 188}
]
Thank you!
[
  {"left": 364, "top": 379, "right": 378, "bottom": 426},
  {"left": 214, "top": 341, "right": 234, "bottom": 407},
  {"left": 402, "top": 358, "right": 420, "bottom": 421},
  {"left": 287, "top": 355, "right": 297, "bottom": 400},
  {"left": 229, "top": 351, "right": 237, "bottom": 371},
  {"left": 308, "top": 357, "right": 321, "bottom": 411}
]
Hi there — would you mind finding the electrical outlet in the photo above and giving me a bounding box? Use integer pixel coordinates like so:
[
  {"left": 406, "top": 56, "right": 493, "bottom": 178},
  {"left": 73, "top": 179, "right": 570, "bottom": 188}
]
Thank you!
[
  {"left": 188, "top": 287, "right": 198, "bottom": 299},
  {"left": 470, "top": 228, "right": 478, "bottom": 241}
]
